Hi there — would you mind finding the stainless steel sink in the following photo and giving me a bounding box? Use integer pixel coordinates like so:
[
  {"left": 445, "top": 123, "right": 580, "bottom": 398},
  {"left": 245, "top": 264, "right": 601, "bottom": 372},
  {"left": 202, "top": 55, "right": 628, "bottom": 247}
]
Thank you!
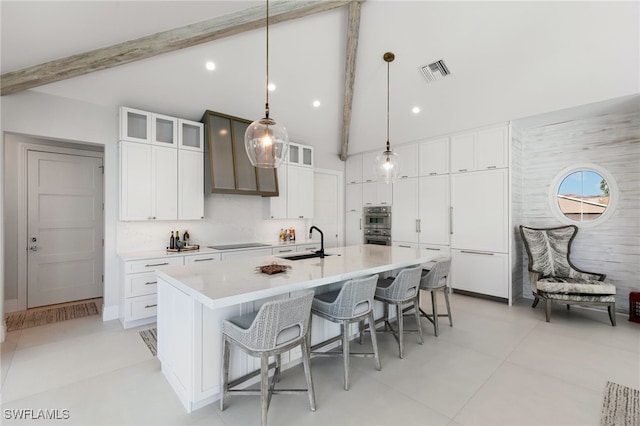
[{"left": 280, "top": 252, "right": 334, "bottom": 261}]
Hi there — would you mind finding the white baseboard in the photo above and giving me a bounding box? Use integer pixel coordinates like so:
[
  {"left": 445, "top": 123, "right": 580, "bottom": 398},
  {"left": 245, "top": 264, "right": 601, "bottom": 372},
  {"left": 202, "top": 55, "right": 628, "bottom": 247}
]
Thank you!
[
  {"left": 4, "top": 299, "right": 19, "bottom": 313},
  {"left": 102, "top": 304, "right": 119, "bottom": 322}
]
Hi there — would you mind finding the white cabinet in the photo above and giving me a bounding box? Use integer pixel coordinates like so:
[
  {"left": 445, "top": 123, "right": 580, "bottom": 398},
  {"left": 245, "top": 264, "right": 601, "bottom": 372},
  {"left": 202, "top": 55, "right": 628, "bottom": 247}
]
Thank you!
[
  {"left": 362, "top": 152, "right": 378, "bottom": 183},
  {"left": 287, "top": 165, "right": 314, "bottom": 219},
  {"left": 152, "top": 113, "right": 178, "bottom": 148},
  {"left": 450, "top": 125, "right": 508, "bottom": 173},
  {"left": 392, "top": 178, "right": 419, "bottom": 244},
  {"left": 346, "top": 184, "right": 363, "bottom": 212},
  {"left": 178, "top": 119, "right": 204, "bottom": 151},
  {"left": 419, "top": 137, "right": 449, "bottom": 176},
  {"left": 119, "top": 141, "right": 152, "bottom": 220},
  {"left": 346, "top": 211, "right": 363, "bottom": 246},
  {"left": 120, "top": 255, "right": 184, "bottom": 329},
  {"left": 418, "top": 175, "right": 450, "bottom": 246},
  {"left": 120, "top": 107, "right": 152, "bottom": 144},
  {"left": 152, "top": 146, "right": 179, "bottom": 220},
  {"left": 450, "top": 249, "right": 508, "bottom": 298},
  {"left": 220, "top": 248, "right": 273, "bottom": 261},
  {"left": 363, "top": 182, "right": 392, "bottom": 206},
  {"left": 394, "top": 144, "right": 419, "bottom": 179},
  {"left": 272, "top": 246, "right": 297, "bottom": 255},
  {"left": 288, "top": 143, "right": 313, "bottom": 167},
  {"left": 184, "top": 253, "right": 221, "bottom": 264},
  {"left": 450, "top": 169, "right": 508, "bottom": 253},
  {"left": 178, "top": 150, "right": 204, "bottom": 220},
  {"left": 345, "top": 154, "right": 363, "bottom": 184},
  {"left": 296, "top": 243, "right": 321, "bottom": 252}
]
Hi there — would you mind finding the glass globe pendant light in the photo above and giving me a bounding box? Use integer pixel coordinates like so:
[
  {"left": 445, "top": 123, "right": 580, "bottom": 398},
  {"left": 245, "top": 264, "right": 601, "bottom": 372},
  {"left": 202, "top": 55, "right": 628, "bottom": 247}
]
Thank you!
[
  {"left": 244, "top": 0, "right": 289, "bottom": 168},
  {"left": 374, "top": 52, "right": 400, "bottom": 184}
]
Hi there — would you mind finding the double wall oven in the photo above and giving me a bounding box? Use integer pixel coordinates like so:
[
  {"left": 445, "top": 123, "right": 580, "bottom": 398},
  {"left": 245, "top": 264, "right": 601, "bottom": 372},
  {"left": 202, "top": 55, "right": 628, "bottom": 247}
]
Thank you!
[{"left": 363, "top": 206, "right": 392, "bottom": 246}]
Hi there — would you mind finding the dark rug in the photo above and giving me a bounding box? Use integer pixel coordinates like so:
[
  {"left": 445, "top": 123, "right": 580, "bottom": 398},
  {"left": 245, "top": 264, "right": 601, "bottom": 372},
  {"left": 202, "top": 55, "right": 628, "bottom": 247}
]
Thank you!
[
  {"left": 139, "top": 327, "right": 157, "bottom": 356},
  {"left": 5, "top": 301, "right": 99, "bottom": 332}
]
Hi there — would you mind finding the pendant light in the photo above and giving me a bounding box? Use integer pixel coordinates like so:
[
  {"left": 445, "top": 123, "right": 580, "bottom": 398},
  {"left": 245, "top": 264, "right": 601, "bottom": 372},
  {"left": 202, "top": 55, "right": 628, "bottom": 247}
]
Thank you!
[
  {"left": 374, "top": 52, "right": 400, "bottom": 184},
  {"left": 244, "top": 0, "right": 289, "bottom": 168}
]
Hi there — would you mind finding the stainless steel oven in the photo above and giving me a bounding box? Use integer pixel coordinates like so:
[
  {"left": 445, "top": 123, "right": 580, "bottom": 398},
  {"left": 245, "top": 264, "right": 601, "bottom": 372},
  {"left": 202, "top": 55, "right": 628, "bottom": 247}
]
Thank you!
[{"left": 363, "top": 206, "right": 391, "bottom": 245}]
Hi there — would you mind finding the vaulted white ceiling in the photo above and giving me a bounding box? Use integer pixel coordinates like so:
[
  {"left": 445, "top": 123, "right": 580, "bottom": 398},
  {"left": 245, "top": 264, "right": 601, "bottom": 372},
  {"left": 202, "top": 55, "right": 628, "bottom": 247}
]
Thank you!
[{"left": 2, "top": 1, "right": 638, "bottom": 166}]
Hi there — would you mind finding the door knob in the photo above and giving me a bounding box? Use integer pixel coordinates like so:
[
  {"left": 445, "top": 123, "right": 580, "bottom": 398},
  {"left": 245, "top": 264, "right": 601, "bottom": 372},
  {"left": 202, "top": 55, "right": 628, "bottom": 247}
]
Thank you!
[{"left": 29, "top": 245, "right": 38, "bottom": 252}]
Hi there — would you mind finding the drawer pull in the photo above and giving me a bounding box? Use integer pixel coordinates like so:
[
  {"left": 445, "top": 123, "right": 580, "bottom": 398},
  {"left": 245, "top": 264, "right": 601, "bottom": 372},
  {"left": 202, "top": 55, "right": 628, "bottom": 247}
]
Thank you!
[
  {"left": 458, "top": 169, "right": 467, "bottom": 172},
  {"left": 429, "top": 172, "right": 437, "bottom": 176},
  {"left": 145, "top": 281, "right": 157, "bottom": 285},
  {"left": 487, "top": 165, "right": 497, "bottom": 169},
  {"left": 279, "top": 249, "right": 293, "bottom": 253},
  {"left": 461, "top": 250, "right": 494, "bottom": 256},
  {"left": 145, "top": 262, "right": 169, "bottom": 267},
  {"left": 425, "top": 248, "right": 441, "bottom": 251},
  {"left": 144, "top": 304, "right": 158, "bottom": 309},
  {"left": 194, "top": 258, "right": 215, "bottom": 262},
  {"left": 399, "top": 245, "right": 411, "bottom": 248}
]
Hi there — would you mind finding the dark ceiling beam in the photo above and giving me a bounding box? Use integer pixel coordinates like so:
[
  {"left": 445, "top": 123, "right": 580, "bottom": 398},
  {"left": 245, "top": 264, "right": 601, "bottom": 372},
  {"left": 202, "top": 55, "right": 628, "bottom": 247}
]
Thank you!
[
  {"left": 1, "top": 0, "right": 363, "bottom": 96},
  {"left": 339, "top": 0, "right": 363, "bottom": 161}
]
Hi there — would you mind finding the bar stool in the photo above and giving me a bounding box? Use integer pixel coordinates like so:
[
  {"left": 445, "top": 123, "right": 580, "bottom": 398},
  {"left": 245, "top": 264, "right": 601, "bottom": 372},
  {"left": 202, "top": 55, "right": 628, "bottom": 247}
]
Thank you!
[
  {"left": 374, "top": 265, "right": 423, "bottom": 359},
  {"left": 220, "top": 291, "right": 316, "bottom": 426},
  {"left": 310, "top": 275, "right": 380, "bottom": 391},
  {"left": 418, "top": 258, "right": 453, "bottom": 337}
]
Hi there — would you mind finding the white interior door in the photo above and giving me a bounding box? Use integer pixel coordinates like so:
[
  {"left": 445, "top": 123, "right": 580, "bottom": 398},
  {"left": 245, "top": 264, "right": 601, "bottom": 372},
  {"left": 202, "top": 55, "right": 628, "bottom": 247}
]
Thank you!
[
  {"left": 313, "top": 171, "right": 339, "bottom": 248},
  {"left": 27, "top": 151, "right": 104, "bottom": 308}
]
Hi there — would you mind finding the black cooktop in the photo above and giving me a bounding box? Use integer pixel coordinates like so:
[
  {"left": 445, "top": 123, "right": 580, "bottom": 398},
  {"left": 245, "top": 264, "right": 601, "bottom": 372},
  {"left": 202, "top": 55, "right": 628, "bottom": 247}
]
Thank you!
[{"left": 207, "top": 243, "right": 272, "bottom": 250}]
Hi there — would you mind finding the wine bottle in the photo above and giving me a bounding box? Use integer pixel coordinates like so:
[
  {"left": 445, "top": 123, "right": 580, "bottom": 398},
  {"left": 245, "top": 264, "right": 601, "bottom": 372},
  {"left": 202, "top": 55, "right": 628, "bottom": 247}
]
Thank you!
[
  {"left": 170, "top": 231, "right": 175, "bottom": 249},
  {"left": 183, "top": 230, "right": 190, "bottom": 246}
]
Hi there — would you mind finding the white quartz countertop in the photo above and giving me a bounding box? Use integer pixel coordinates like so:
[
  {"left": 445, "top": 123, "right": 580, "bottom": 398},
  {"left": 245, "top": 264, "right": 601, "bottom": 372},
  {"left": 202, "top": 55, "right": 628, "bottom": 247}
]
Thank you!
[
  {"left": 156, "top": 245, "right": 441, "bottom": 310},
  {"left": 118, "top": 239, "right": 318, "bottom": 261}
]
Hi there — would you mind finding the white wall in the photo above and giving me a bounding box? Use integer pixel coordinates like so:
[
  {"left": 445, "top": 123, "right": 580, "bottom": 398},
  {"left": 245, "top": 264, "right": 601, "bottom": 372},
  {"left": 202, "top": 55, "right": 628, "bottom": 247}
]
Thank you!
[{"left": 518, "top": 111, "right": 640, "bottom": 312}]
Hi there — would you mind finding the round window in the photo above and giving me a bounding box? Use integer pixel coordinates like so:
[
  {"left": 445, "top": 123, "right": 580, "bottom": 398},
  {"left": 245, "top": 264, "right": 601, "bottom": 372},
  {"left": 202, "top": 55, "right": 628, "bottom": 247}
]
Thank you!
[{"left": 549, "top": 164, "right": 617, "bottom": 227}]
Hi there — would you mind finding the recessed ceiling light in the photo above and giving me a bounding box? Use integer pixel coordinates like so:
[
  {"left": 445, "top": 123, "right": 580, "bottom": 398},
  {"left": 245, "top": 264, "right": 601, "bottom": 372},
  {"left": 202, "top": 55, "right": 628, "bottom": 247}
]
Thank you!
[
  {"left": 267, "top": 83, "right": 276, "bottom": 91},
  {"left": 313, "top": 100, "right": 321, "bottom": 108},
  {"left": 205, "top": 61, "right": 216, "bottom": 71},
  {"left": 412, "top": 106, "right": 421, "bottom": 114}
]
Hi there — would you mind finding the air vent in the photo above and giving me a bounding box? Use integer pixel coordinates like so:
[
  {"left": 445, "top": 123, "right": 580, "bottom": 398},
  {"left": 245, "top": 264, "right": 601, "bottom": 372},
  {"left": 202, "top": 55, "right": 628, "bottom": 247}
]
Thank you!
[{"left": 419, "top": 59, "right": 451, "bottom": 83}]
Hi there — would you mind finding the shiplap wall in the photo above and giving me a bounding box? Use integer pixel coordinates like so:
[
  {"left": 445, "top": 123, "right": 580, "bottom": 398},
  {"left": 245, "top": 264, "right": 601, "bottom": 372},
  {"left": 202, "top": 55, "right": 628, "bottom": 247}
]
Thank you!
[
  {"left": 520, "top": 111, "right": 640, "bottom": 313},
  {"left": 510, "top": 124, "right": 524, "bottom": 302}
]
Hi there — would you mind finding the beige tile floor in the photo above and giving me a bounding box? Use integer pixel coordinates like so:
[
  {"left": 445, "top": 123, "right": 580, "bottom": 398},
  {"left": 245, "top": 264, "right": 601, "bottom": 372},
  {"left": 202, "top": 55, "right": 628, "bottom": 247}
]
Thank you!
[{"left": 1, "top": 293, "right": 638, "bottom": 425}]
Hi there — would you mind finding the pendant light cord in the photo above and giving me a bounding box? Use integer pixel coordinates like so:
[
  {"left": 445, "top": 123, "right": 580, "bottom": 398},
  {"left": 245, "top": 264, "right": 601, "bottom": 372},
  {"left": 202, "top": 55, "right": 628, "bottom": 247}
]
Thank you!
[
  {"left": 386, "top": 58, "right": 390, "bottom": 146},
  {"left": 264, "top": 0, "right": 270, "bottom": 119}
]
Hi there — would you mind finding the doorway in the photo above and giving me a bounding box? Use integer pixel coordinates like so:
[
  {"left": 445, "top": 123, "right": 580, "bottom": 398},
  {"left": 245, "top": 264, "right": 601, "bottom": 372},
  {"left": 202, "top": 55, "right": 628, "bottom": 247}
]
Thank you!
[
  {"left": 26, "top": 151, "right": 104, "bottom": 308},
  {"left": 312, "top": 169, "right": 344, "bottom": 248}
]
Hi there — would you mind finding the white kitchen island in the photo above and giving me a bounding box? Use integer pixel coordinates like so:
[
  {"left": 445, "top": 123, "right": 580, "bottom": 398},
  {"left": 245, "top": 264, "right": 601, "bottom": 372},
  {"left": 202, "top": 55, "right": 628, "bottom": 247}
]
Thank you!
[{"left": 155, "top": 244, "right": 442, "bottom": 412}]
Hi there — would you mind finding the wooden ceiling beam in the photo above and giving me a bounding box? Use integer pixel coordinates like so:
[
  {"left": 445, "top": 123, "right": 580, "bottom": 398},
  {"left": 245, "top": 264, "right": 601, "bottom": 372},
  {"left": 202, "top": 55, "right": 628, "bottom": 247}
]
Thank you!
[
  {"left": 339, "top": 0, "right": 363, "bottom": 161},
  {"left": 1, "top": 0, "right": 363, "bottom": 96}
]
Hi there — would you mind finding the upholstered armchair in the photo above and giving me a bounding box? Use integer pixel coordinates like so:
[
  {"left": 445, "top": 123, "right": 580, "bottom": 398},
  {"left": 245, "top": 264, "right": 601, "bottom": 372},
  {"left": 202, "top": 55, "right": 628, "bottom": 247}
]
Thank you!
[{"left": 519, "top": 225, "right": 616, "bottom": 326}]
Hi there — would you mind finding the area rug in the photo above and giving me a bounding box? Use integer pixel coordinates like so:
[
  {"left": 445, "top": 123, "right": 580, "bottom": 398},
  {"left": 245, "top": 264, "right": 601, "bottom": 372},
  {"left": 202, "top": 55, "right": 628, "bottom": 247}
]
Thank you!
[
  {"left": 139, "top": 327, "right": 157, "bottom": 356},
  {"left": 4, "top": 301, "right": 99, "bottom": 332},
  {"left": 601, "top": 381, "right": 639, "bottom": 426}
]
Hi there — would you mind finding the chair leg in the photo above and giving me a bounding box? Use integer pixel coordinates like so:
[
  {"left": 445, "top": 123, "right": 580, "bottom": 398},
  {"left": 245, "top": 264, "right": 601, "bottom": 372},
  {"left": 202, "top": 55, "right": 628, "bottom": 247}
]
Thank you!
[
  {"left": 397, "top": 303, "right": 405, "bottom": 359},
  {"left": 444, "top": 287, "right": 453, "bottom": 327},
  {"left": 260, "top": 354, "right": 269, "bottom": 426},
  {"left": 431, "top": 290, "right": 439, "bottom": 337},
  {"left": 220, "top": 337, "right": 230, "bottom": 411},
  {"left": 608, "top": 303, "right": 617, "bottom": 326},
  {"left": 532, "top": 297, "right": 539, "bottom": 308},
  {"left": 358, "top": 319, "right": 364, "bottom": 345},
  {"left": 274, "top": 354, "right": 281, "bottom": 383},
  {"left": 413, "top": 299, "right": 423, "bottom": 344},
  {"left": 341, "top": 321, "right": 350, "bottom": 391},
  {"left": 567, "top": 304, "right": 571, "bottom": 310},
  {"left": 544, "top": 299, "right": 551, "bottom": 322},
  {"left": 384, "top": 303, "right": 390, "bottom": 331},
  {"left": 368, "top": 311, "right": 381, "bottom": 371},
  {"left": 301, "top": 338, "right": 317, "bottom": 412}
]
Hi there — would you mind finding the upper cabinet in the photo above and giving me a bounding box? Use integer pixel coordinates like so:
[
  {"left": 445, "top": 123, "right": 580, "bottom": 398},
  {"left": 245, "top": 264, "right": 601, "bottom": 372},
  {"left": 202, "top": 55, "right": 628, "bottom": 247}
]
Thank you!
[
  {"left": 120, "top": 107, "right": 179, "bottom": 147},
  {"left": 419, "top": 137, "right": 449, "bottom": 176},
  {"left": 178, "top": 119, "right": 204, "bottom": 152},
  {"left": 202, "top": 110, "right": 278, "bottom": 196},
  {"left": 345, "top": 154, "right": 363, "bottom": 184},
  {"left": 151, "top": 113, "right": 178, "bottom": 148},
  {"left": 394, "top": 144, "right": 419, "bottom": 179},
  {"left": 450, "top": 124, "right": 508, "bottom": 173},
  {"left": 361, "top": 152, "right": 378, "bottom": 183},
  {"left": 288, "top": 143, "right": 313, "bottom": 167}
]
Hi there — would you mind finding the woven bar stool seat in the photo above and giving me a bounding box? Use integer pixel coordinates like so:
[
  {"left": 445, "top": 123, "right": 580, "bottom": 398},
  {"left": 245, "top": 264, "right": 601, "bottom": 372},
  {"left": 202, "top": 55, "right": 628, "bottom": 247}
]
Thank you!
[
  {"left": 220, "top": 291, "right": 316, "bottom": 426},
  {"left": 310, "top": 275, "right": 381, "bottom": 390}
]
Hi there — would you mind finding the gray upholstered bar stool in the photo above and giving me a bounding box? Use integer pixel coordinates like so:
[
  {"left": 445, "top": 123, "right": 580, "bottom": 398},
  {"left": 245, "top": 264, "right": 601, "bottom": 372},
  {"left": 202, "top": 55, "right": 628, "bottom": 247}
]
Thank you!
[
  {"left": 373, "top": 265, "right": 423, "bottom": 359},
  {"left": 220, "top": 291, "right": 316, "bottom": 426},
  {"left": 310, "top": 275, "right": 381, "bottom": 391},
  {"left": 418, "top": 258, "right": 453, "bottom": 337}
]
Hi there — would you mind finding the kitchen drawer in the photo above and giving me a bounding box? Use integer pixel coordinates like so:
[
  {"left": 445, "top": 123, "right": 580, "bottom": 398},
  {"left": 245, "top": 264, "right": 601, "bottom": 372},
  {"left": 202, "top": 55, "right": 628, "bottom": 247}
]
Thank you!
[
  {"left": 124, "top": 294, "right": 158, "bottom": 321},
  {"left": 125, "top": 272, "right": 158, "bottom": 298},
  {"left": 272, "top": 246, "right": 296, "bottom": 255},
  {"left": 296, "top": 244, "right": 320, "bottom": 252},
  {"left": 125, "top": 256, "right": 183, "bottom": 274},
  {"left": 185, "top": 253, "right": 221, "bottom": 264},
  {"left": 419, "top": 244, "right": 450, "bottom": 258}
]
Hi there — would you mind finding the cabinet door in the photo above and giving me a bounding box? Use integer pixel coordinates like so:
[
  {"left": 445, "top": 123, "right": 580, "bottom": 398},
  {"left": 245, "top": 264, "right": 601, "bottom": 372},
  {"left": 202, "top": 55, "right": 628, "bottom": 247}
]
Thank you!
[
  {"left": 267, "top": 166, "right": 287, "bottom": 219},
  {"left": 288, "top": 143, "right": 301, "bottom": 165},
  {"left": 345, "top": 154, "right": 363, "bottom": 184},
  {"left": 178, "top": 119, "right": 204, "bottom": 152},
  {"left": 450, "top": 249, "right": 508, "bottom": 298},
  {"left": 152, "top": 146, "right": 178, "bottom": 220},
  {"left": 394, "top": 144, "right": 418, "bottom": 179},
  {"left": 178, "top": 150, "right": 204, "bottom": 220},
  {"left": 184, "top": 253, "right": 221, "bottom": 264},
  {"left": 119, "top": 141, "right": 152, "bottom": 220},
  {"left": 476, "top": 126, "right": 508, "bottom": 170},
  {"left": 152, "top": 114, "right": 178, "bottom": 147},
  {"left": 288, "top": 165, "right": 314, "bottom": 219},
  {"left": 391, "top": 178, "right": 418, "bottom": 243},
  {"left": 418, "top": 175, "right": 450, "bottom": 246},
  {"left": 346, "top": 184, "right": 363, "bottom": 212},
  {"left": 362, "top": 182, "right": 376, "bottom": 207},
  {"left": 419, "top": 137, "right": 449, "bottom": 176},
  {"left": 120, "top": 107, "right": 151, "bottom": 144},
  {"left": 450, "top": 133, "right": 475, "bottom": 173},
  {"left": 345, "top": 211, "right": 363, "bottom": 246},
  {"left": 301, "top": 146, "right": 313, "bottom": 167},
  {"left": 377, "top": 182, "right": 392, "bottom": 205},
  {"left": 362, "top": 152, "right": 378, "bottom": 183},
  {"left": 450, "top": 169, "right": 508, "bottom": 253}
]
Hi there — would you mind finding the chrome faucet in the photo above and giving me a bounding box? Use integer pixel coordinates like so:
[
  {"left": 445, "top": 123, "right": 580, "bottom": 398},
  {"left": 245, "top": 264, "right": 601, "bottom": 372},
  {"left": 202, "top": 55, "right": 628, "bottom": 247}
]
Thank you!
[{"left": 309, "top": 226, "right": 325, "bottom": 258}]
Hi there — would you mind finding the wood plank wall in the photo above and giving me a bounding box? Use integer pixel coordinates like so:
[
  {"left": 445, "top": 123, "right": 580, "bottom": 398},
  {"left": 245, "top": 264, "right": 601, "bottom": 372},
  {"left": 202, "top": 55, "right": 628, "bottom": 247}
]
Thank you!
[
  {"left": 510, "top": 124, "right": 524, "bottom": 302},
  {"left": 520, "top": 111, "right": 640, "bottom": 313}
]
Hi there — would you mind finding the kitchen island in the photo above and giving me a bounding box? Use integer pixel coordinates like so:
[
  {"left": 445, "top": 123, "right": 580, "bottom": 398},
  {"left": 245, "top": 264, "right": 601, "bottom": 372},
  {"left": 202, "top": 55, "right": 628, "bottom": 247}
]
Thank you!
[{"left": 156, "top": 244, "right": 442, "bottom": 412}]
